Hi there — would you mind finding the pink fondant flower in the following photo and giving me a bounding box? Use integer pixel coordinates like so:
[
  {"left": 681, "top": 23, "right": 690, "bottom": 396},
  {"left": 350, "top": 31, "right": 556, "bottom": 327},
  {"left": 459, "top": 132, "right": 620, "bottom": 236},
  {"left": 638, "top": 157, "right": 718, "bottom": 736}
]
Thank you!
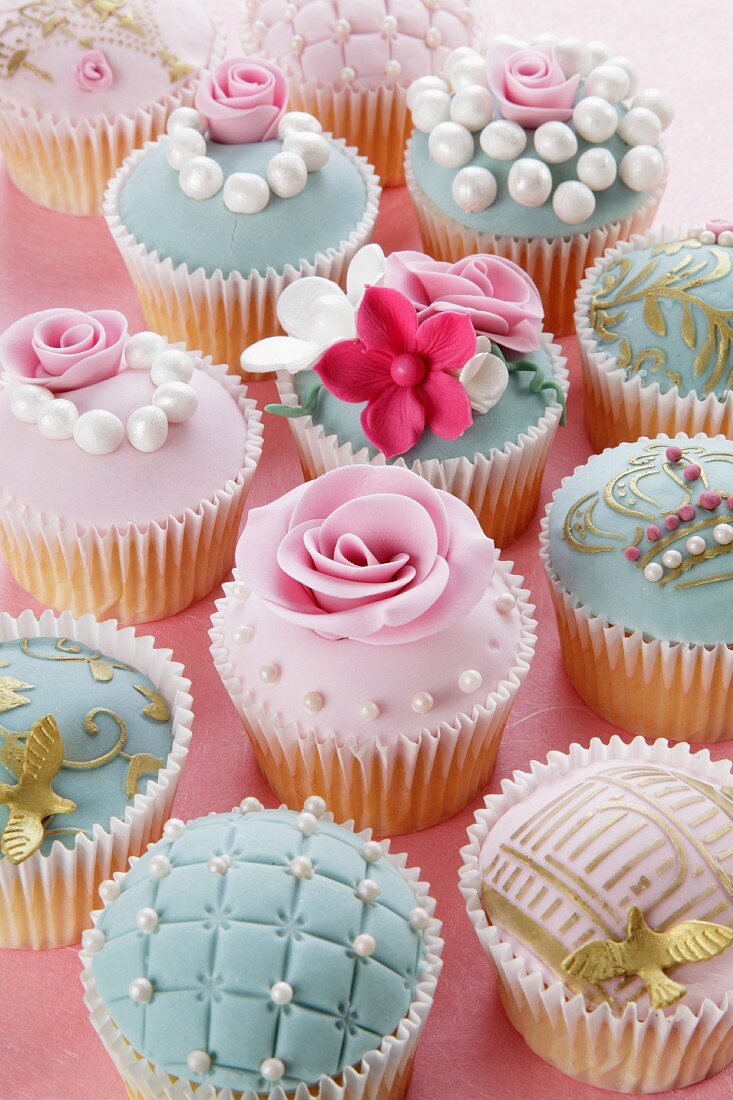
[
  {"left": 383, "top": 251, "right": 544, "bottom": 354},
  {"left": 236, "top": 465, "right": 493, "bottom": 644},
  {"left": 195, "top": 57, "right": 287, "bottom": 144},
  {"left": 0, "top": 308, "right": 127, "bottom": 393},
  {"left": 487, "top": 41, "right": 579, "bottom": 127},
  {"left": 313, "top": 286, "right": 476, "bottom": 459},
  {"left": 73, "top": 50, "right": 114, "bottom": 92}
]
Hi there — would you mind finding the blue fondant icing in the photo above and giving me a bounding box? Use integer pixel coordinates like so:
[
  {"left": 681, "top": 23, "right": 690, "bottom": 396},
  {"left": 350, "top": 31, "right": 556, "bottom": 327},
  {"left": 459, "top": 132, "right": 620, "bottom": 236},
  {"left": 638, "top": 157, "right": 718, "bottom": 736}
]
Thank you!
[
  {"left": 118, "top": 138, "right": 369, "bottom": 279},
  {"left": 548, "top": 437, "right": 733, "bottom": 645},
  {"left": 92, "top": 810, "right": 425, "bottom": 1092},
  {"left": 0, "top": 638, "right": 173, "bottom": 857},
  {"left": 588, "top": 239, "right": 733, "bottom": 399}
]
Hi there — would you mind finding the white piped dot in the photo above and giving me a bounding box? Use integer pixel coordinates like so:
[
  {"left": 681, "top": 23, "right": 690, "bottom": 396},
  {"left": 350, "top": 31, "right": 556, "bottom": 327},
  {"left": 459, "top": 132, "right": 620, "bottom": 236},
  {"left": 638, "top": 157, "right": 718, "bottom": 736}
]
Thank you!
[
  {"left": 233, "top": 625, "right": 254, "bottom": 645},
  {"left": 458, "top": 669, "right": 483, "bottom": 694},
  {"left": 713, "top": 523, "right": 733, "bottom": 546},
  {"left": 661, "top": 549, "right": 683, "bottom": 569},
  {"left": 297, "top": 811, "right": 319, "bottom": 836},
  {"left": 686, "top": 535, "right": 707, "bottom": 556},
  {"left": 261, "top": 1057, "right": 285, "bottom": 1082},
  {"left": 136, "top": 907, "right": 159, "bottom": 933},
  {"left": 99, "top": 879, "right": 120, "bottom": 904},
  {"left": 496, "top": 593, "right": 516, "bottom": 613},
  {"left": 361, "top": 840, "right": 383, "bottom": 863},
  {"left": 409, "top": 906, "right": 430, "bottom": 931},
  {"left": 149, "top": 855, "right": 172, "bottom": 879},
  {"left": 360, "top": 701, "right": 380, "bottom": 721},
  {"left": 356, "top": 878, "right": 380, "bottom": 904},
  {"left": 303, "top": 795, "right": 327, "bottom": 818},
  {"left": 270, "top": 981, "right": 293, "bottom": 1005},
  {"left": 259, "top": 664, "right": 281, "bottom": 684},
  {"left": 644, "top": 563, "right": 664, "bottom": 583},
  {"left": 81, "top": 928, "right": 105, "bottom": 955},
  {"left": 289, "top": 855, "right": 314, "bottom": 880},
  {"left": 207, "top": 854, "right": 231, "bottom": 875},
  {"left": 128, "top": 977, "right": 153, "bottom": 1003},
  {"left": 303, "top": 691, "right": 324, "bottom": 713},
  {"left": 352, "top": 932, "right": 377, "bottom": 957},
  {"left": 163, "top": 818, "right": 186, "bottom": 840},
  {"left": 187, "top": 1050, "right": 211, "bottom": 1075},
  {"left": 240, "top": 796, "right": 264, "bottom": 813},
  {"left": 411, "top": 691, "right": 434, "bottom": 714}
]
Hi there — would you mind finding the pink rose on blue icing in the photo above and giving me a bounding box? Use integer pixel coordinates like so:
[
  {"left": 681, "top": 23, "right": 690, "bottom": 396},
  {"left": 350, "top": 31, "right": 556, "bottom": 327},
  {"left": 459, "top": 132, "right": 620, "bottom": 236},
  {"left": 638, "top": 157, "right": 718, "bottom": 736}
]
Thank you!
[
  {"left": 0, "top": 308, "right": 127, "bottom": 393},
  {"left": 73, "top": 50, "right": 114, "bottom": 92},
  {"left": 194, "top": 57, "right": 287, "bottom": 144},
  {"left": 488, "top": 42, "right": 579, "bottom": 128}
]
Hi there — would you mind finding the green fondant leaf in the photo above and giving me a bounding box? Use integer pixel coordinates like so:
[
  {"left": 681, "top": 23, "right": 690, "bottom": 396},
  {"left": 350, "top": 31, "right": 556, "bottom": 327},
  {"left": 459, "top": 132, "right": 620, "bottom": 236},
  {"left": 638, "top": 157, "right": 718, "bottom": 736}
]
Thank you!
[{"left": 265, "top": 403, "right": 313, "bottom": 419}]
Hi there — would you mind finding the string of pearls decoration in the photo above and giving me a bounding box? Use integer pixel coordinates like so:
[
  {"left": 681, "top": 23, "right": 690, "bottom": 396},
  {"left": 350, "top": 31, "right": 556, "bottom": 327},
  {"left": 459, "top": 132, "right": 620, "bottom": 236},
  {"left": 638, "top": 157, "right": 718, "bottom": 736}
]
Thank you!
[
  {"left": 410, "top": 39, "right": 671, "bottom": 223},
  {"left": 644, "top": 523, "right": 733, "bottom": 583},
  {"left": 166, "top": 107, "right": 330, "bottom": 210},
  {"left": 10, "top": 332, "right": 199, "bottom": 456}
]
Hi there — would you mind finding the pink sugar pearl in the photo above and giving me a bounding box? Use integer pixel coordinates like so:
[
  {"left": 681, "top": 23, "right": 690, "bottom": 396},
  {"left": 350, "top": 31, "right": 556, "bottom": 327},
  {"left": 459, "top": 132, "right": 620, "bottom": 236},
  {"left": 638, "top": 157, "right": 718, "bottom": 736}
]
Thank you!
[
  {"left": 625, "top": 546, "right": 641, "bottom": 562},
  {"left": 665, "top": 445, "right": 683, "bottom": 462},
  {"left": 678, "top": 504, "right": 696, "bottom": 522},
  {"left": 664, "top": 515, "right": 680, "bottom": 531},
  {"left": 646, "top": 525, "right": 661, "bottom": 541},
  {"left": 699, "top": 490, "right": 722, "bottom": 510},
  {"left": 728, "top": 496, "right": 733, "bottom": 510},
  {"left": 684, "top": 464, "right": 701, "bottom": 481}
]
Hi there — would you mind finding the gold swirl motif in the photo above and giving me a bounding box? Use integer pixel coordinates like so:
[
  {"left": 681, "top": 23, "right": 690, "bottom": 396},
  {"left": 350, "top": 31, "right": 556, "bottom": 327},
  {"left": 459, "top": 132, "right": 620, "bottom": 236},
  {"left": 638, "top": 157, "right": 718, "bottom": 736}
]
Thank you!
[
  {"left": 133, "top": 684, "right": 171, "bottom": 722},
  {"left": 20, "top": 637, "right": 132, "bottom": 681},
  {"left": 61, "top": 708, "right": 127, "bottom": 770}
]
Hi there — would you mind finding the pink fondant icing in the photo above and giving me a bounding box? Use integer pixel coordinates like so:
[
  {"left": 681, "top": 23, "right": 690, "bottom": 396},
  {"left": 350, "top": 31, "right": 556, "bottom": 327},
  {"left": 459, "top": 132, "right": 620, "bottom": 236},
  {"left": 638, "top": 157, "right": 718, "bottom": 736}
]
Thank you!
[
  {"left": 194, "top": 57, "right": 287, "bottom": 144},
  {"left": 236, "top": 464, "right": 493, "bottom": 644},
  {"left": 72, "top": 50, "right": 114, "bottom": 93},
  {"left": 251, "top": 0, "right": 476, "bottom": 91},
  {"left": 0, "top": 308, "right": 126, "bottom": 392},
  {"left": 487, "top": 42, "right": 580, "bottom": 128},
  {"left": 479, "top": 760, "right": 733, "bottom": 1016}
]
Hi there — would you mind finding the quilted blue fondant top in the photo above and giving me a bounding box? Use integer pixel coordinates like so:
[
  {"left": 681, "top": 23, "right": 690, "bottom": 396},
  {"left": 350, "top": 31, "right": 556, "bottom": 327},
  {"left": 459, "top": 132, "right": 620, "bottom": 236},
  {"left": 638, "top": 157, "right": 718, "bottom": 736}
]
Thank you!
[{"left": 91, "top": 809, "right": 427, "bottom": 1093}]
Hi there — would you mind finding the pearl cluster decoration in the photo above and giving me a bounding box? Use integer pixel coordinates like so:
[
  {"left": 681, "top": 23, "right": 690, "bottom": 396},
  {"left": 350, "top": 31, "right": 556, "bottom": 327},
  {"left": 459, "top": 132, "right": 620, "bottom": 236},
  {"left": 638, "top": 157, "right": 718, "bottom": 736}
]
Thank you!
[
  {"left": 686, "top": 221, "right": 733, "bottom": 248},
  {"left": 166, "top": 107, "right": 330, "bottom": 211},
  {"left": 410, "top": 36, "right": 671, "bottom": 222},
  {"left": 10, "top": 331, "right": 199, "bottom": 456}
]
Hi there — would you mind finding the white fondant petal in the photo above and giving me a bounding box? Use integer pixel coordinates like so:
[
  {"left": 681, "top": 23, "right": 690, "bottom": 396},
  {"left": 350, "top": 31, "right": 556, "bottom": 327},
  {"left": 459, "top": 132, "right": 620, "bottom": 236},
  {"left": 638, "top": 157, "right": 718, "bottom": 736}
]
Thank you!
[
  {"left": 346, "top": 244, "right": 387, "bottom": 305},
  {"left": 240, "top": 336, "right": 321, "bottom": 374},
  {"left": 276, "top": 277, "right": 348, "bottom": 340},
  {"left": 459, "top": 351, "right": 509, "bottom": 414}
]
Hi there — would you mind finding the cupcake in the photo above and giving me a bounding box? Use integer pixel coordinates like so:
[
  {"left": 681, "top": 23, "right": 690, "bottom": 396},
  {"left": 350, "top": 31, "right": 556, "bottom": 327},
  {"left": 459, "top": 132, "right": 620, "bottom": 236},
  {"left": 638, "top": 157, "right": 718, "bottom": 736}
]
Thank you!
[
  {"left": 405, "top": 33, "right": 671, "bottom": 335},
  {"left": 460, "top": 736, "right": 733, "bottom": 1093},
  {"left": 210, "top": 464, "right": 536, "bottom": 835},
  {"left": 104, "top": 55, "right": 380, "bottom": 377},
  {"left": 541, "top": 434, "right": 733, "bottom": 742},
  {"left": 242, "top": 244, "right": 568, "bottom": 547},
  {"left": 0, "top": 608, "right": 192, "bottom": 949},
  {"left": 241, "top": 0, "right": 483, "bottom": 187},
  {"left": 0, "top": 308, "right": 263, "bottom": 624},
  {"left": 80, "top": 799, "right": 443, "bottom": 1099},
  {"left": 576, "top": 223, "right": 733, "bottom": 451},
  {"left": 0, "top": 0, "right": 224, "bottom": 216}
]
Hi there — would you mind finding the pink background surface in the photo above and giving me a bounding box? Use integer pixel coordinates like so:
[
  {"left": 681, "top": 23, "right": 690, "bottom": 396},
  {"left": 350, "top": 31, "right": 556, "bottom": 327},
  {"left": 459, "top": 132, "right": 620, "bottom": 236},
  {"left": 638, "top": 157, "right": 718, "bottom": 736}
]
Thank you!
[{"left": 1, "top": 2, "right": 732, "bottom": 1097}]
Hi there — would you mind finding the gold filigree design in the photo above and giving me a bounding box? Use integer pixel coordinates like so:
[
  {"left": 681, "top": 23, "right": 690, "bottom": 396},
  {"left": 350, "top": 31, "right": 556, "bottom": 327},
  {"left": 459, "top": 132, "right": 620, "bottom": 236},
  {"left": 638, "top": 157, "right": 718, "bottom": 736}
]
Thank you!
[
  {"left": 20, "top": 637, "right": 132, "bottom": 681},
  {"left": 134, "top": 684, "right": 170, "bottom": 722},
  {"left": 123, "top": 752, "right": 163, "bottom": 796},
  {"left": 0, "top": 677, "right": 34, "bottom": 714}
]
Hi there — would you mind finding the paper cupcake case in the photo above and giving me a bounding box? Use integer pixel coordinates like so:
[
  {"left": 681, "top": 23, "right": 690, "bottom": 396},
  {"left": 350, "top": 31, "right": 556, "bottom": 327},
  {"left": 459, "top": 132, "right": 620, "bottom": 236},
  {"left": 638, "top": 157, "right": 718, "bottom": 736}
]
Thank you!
[
  {"left": 404, "top": 146, "right": 667, "bottom": 338},
  {"left": 576, "top": 225, "right": 733, "bottom": 452},
  {"left": 80, "top": 812, "right": 443, "bottom": 1100},
  {"left": 459, "top": 735, "right": 733, "bottom": 1093},
  {"left": 0, "top": 359, "right": 263, "bottom": 626},
  {"left": 274, "top": 334, "right": 568, "bottom": 549},
  {"left": 539, "top": 434, "right": 733, "bottom": 743},
  {"left": 0, "top": 608, "right": 193, "bottom": 951},
  {"left": 104, "top": 138, "right": 381, "bottom": 379},
  {"left": 209, "top": 556, "right": 536, "bottom": 837}
]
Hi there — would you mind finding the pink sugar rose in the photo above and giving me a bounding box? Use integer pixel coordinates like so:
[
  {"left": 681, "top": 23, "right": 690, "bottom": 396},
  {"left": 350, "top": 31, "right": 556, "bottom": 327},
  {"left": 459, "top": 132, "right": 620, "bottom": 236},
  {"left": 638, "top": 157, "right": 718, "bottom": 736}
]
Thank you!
[
  {"left": 487, "top": 42, "right": 579, "bottom": 128},
  {"left": 383, "top": 252, "right": 544, "bottom": 353},
  {"left": 0, "top": 308, "right": 127, "bottom": 393},
  {"left": 236, "top": 465, "right": 494, "bottom": 644},
  {"left": 73, "top": 50, "right": 114, "bottom": 92},
  {"left": 195, "top": 57, "right": 287, "bottom": 144}
]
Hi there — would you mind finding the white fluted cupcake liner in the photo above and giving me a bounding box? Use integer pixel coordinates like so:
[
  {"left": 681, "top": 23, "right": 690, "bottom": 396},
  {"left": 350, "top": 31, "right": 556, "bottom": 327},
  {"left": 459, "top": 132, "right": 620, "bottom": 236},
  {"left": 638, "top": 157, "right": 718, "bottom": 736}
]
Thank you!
[
  {"left": 0, "top": 357, "right": 263, "bottom": 625},
  {"left": 539, "top": 432, "right": 733, "bottom": 742},
  {"left": 575, "top": 225, "right": 733, "bottom": 452},
  {"left": 80, "top": 809, "right": 443, "bottom": 1100},
  {"left": 0, "top": 608, "right": 193, "bottom": 950},
  {"left": 459, "top": 735, "right": 733, "bottom": 1093},
  {"left": 209, "top": 556, "right": 537, "bottom": 836},
  {"left": 274, "top": 332, "right": 568, "bottom": 548},
  {"left": 404, "top": 144, "right": 667, "bottom": 337},
  {"left": 104, "top": 137, "right": 381, "bottom": 377}
]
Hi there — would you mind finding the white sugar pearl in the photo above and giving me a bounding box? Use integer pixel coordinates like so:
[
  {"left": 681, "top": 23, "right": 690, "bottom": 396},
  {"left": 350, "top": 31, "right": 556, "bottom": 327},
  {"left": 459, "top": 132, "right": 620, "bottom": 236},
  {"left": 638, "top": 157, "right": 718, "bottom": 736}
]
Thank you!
[
  {"left": 81, "top": 928, "right": 106, "bottom": 954},
  {"left": 128, "top": 977, "right": 153, "bottom": 1003},
  {"left": 458, "top": 669, "right": 482, "bottom": 694},
  {"left": 553, "top": 38, "right": 592, "bottom": 77},
  {"left": 10, "top": 384, "right": 54, "bottom": 424},
  {"left": 699, "top": 230, "right": 717, "bottom": 244},
  {"left": 179, "top": 155, "right": 224, "bottom": 200},
  {"left": 73, "top": 409, "right": 124, "bottom": 455},
  {"left": 352, "top": 932, "right": 376, "bottom": 957},
  {"left": 631, "top": 88, "right": 674, "bottom": 130},
  {"left": 385, "top": 58, "right": 402, "bottom": 79},
  {"left": 552, "top": 180, "right": 596, "bottom": 225},
  {"left": 261, "top": 1058, "right": 285, "bottom": 1082},
  {"left": 224, "top": 173, "right": 270, "bottom": 215},
  {"left": 619, "top": 145, "right": 665, "bottom": 191},
  {"left": 407, "top": 75, "right": 448, "bottom": 111},
  {"left": 163, "top": 818, "right": 185, "bottom": 839},
  {"left": 450, "top": 86, "right": 493, "bottom": 132},
  {"left": 607, "top": 56, "right": 639, "bottom": 98},
  {"left": 126, "top": 331, "right": 167, "bottom": 370},
  {"left": 714, "top": 523, "right": 733, "bottom": 545},
  {"left": 412, "top": 89, "right": 451, "bottom": 132},
  {"left": 151, "top": 349, "right": 194, "bottom": 385},
  {"left": 290, "top": 34, "right": 304, "bottom": 54},
  {"left": 356, "top": 878, "right": 380, "bottom": 904},
  {"left": 573, "top": 96, "right": 618, "bottom": 142},
  {"left": 644, "top": 562, "right": 664, "bottom": 583},
  {"left": 290, "top": 855, "right": 313, "bottom": 879},
  {"left": 303, "top": 795, "right": 327, "bottom": 817},
  {"left": 37, "top": 398, "right": 78, "bottom": 439},
  {"left": 187, "top": 1050, "right": 211, "bottom": 1075},
  {"left": 425, "top": 27, "right": 441, "bottom": 49},
  {"left": 282, "top": 131, "right": 330, "bottom": 172},
  {"left": 207, "top": 854, "right": 231, "bottom": 875},
  {"left": 153, "top": 381, "right": 198, "bottom": 423},
  {"left": 496, "top": 593, "right": 516, "bottom": 613},
  {"left": 480, "top": 119, "right": 526, "bottom": 160},
  {"left": 99, "top": 879, "right": 120, "bottom": 904},
  {"left": 452, "top": 166, "right": 497, "bottom": 213},
  {"left": 584, "top": 63, "right": 630, "bottom": 104},
  {"left": 303, "top": 691, "right": 324, "bottom": 713},
  {"left": 259, "top": 664, "right": 280, "bottom": 683},
  {"left": 686, "top": 535, "right": 706, "bottom": 556},
  {"left": 233, "top": 625, "right": 254, "bottom": 645},
  {"left": 240, "top": 796, "right": 264, "bottom": 813},
  {"left": 718, "top": 230, "right": 733, "bottom": 247},
  {"left": 409, "top": 907, "right": 430, "bottom": 931},
  {"left": 361, "top": 840, "right": 383, "bottom": 863},
  {"left": 533, "top": 121, "right": 577, "bottom": 164},
  {"left": 411, "top": 691, "right": 434, "bottom": 714},
  {"left": 507, "top": 159, "right": 552, "bottom": 207},
  {"left": 166, "top": 107, "right": 205, "bottom": 135},
  {"left": 297, "top": 811, "right": 319, "bottom": 836},
  {"left": 360, "top": 701, "right": 380, "bottom": 721},
  {"left": 445, "top": 46, "right": 482, "bottom": 82},
  {"left": 381, "top": 14, "right": 398, "bottom": 36},
  {"left": 126, "top": 406, "right": 169, "bottom": 453},
  {"left": 588, "top": 40, "right": 612, "bottom": 68},
  {"left": 278, "top": 111, "right": 322, "bottom": 139},
  {"left": 577, "top": 147, "right": 617, "bottom": 191},
  {"left": 267, "top": 151, "right": 308, "bottom": 198},
  {"left": 662, "top": 549, "right": 683, "bottom": 569},
  {"left": 333, "top": 17, "right": 350, "bottom": 38},
  {"left": 270, "top": 981, "right": 293, "bottom": 1005},
  {"left": 449, "top": 54, "right": 490, "bottom": 91},
  {"left": 166, "top": 126, "right": 207, "bottom": 170},
  {"left": 136, "top": 907, "right": 159, "bottom": 933},
  {"left": 149, "top": 854, "right": 172, "bottom": 878},
  {"left": 617, "top": 106, "right": 662, "bottom": 147}
]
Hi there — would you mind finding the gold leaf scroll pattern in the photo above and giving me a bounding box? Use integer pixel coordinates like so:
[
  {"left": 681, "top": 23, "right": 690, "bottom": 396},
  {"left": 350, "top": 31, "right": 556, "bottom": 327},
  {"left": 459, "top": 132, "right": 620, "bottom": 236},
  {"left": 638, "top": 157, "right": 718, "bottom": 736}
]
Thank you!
[
  {"left": 20, "top": 636, "right": 133, "bottom": 681},
  {"left": 590, "top": 243, "right": 733, "bottom": 394}
]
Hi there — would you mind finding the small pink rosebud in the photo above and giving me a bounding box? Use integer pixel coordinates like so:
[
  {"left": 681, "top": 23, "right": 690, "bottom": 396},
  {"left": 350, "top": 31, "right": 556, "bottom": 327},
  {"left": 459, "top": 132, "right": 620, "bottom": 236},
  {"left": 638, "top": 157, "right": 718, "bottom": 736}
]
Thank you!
[
  {"left": 664, "top": 515, "right": 680, "bottom": 531},
  {"left": 683, "top": 464, "right": 701, "bottom": 482},
  {"left": 678, "top": 504, "right": 696, "bottom": 522},
  {"left": 646, "top": 525, "right": 661, "bottom": 541},
  {"left": 624, "top": 546, "right": 641, "bottom": 562},
  {"left": 665, "top": 445, "right": 683, "bottom": 463},
  {"left": 699, "top": 490, "right": 722, "bottom": 511}
]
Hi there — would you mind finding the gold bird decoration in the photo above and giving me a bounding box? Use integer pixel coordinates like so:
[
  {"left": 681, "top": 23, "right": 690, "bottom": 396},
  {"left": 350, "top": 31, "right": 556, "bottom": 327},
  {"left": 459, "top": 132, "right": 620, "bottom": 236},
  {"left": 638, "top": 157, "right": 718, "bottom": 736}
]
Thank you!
[
  {"left": 562, "top": 905, "right": 733, "bottom": 1009},
  {"left": 0, "top": 716, "right": 76, "bottom": 865}
]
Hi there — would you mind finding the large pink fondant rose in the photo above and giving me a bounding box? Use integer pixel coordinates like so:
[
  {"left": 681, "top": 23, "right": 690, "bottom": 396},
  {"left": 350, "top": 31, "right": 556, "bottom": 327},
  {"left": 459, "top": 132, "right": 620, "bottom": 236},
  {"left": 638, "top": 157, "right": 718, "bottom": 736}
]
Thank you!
[
  {"left": 383, "top": 252, "right": 544, "bottom": 353},
  {"left": 236, "top": 466, "right": 493, "bottom": 645},
  {"left": 73, "top": 50, "right": 114, "bottom": 92},
  {"left": 195, "top": 57, "right": 287, "bottom": 144},
  {"left": 0, "top": 308, "right": 127, "bottom": 393},
  {"left": 488, "top": 42, "right": 579, "bottom": 127}
]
